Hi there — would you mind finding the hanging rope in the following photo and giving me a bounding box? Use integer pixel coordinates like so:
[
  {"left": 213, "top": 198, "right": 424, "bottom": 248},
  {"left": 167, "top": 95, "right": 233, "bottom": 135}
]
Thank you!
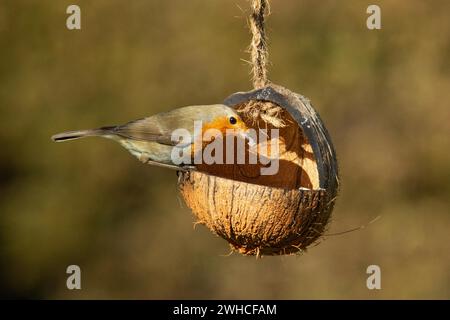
[
  {"left": 249, "top": 0, "right": 269, "bottom": 89},
  {"left": 242, "top": 1, "right": 284, "bottom": 127}
]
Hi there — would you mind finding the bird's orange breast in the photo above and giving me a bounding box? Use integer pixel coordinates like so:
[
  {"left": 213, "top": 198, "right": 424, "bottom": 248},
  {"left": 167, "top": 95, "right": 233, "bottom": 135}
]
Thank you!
[{"left": 202, "top": 116, "right": 232, "bottom": 135}]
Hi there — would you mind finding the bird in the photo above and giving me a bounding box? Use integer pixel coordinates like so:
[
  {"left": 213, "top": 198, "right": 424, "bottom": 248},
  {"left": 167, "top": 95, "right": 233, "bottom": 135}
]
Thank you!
[{"left": 52, "top": 104, "right": 251, "bottom": 171}]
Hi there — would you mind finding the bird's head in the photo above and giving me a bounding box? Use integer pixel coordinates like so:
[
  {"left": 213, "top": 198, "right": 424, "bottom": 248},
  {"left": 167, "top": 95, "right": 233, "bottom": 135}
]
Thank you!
[{"left": 200, "top": 105, "right": 254, "bottom": 145}]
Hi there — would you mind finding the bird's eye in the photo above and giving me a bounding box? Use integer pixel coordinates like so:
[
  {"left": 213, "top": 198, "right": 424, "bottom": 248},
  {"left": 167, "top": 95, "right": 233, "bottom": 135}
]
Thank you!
[{"left": 229, "top": 116, "right": 237, "bottom": 125}]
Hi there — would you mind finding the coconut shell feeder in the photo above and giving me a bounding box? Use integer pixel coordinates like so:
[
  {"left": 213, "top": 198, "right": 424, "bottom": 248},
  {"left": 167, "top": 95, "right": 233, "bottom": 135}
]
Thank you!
[{"left": 178, "top": 0, "right": 339, "bottom": 256}]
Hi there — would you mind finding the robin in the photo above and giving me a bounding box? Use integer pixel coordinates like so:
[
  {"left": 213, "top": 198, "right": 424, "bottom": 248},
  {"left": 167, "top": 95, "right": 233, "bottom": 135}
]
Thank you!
[{"left": 52, "top": 104, "right": 251, "bottom": 170}]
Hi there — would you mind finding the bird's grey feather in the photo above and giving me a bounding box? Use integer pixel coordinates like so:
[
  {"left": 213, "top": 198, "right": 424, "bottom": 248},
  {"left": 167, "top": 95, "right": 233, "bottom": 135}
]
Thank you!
[{"left": 112, "top": 104, "right": 231, "bottom": 146}]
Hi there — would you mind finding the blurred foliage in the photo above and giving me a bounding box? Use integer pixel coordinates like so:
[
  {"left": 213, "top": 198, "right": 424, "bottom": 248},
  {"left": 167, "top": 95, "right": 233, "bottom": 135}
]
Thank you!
[{"left": 0, "top": 0, "right": 449, "bottom": 299}]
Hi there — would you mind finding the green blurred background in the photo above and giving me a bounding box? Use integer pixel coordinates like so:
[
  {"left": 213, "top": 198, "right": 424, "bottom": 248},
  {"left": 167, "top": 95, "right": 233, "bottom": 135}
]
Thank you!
[{"left": 0, "top": 0, "right": 449, "bottom": 299}]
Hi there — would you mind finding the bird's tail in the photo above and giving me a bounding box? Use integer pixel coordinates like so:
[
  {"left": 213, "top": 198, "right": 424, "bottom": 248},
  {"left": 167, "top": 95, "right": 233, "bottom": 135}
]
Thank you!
[{"left": 51, "top": 126, "right": 117, "bottom": 142}]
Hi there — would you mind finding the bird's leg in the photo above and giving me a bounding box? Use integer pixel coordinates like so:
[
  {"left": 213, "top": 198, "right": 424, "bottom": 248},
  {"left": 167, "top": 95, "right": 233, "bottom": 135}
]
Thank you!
[
  {"left": 139, "top": 153, "right": 196, "bottom": 171},
  {"left": 177, "top": 168, "right": 194, "bottom": 184},
  {"left": 144, "top": 159, "right": 183, "bottom": 171},
  {"left": 180, "top": 164, "right": 196, "bottom": 171}
]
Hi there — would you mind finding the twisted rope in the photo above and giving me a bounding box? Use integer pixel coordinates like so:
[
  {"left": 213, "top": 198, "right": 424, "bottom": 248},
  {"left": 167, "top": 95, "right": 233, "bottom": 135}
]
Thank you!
[{"left": 249, "top": 0, "right": 269, "bottom": 89}]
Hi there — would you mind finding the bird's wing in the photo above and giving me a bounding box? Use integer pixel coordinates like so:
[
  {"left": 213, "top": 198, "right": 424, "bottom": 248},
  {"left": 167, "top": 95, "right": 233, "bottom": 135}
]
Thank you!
[
  {"left": 114, "top": 120, "right": 175, "bottom": 146},
  {"left": 114, "top": 112, "right": 195, "bottom": 147}
]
